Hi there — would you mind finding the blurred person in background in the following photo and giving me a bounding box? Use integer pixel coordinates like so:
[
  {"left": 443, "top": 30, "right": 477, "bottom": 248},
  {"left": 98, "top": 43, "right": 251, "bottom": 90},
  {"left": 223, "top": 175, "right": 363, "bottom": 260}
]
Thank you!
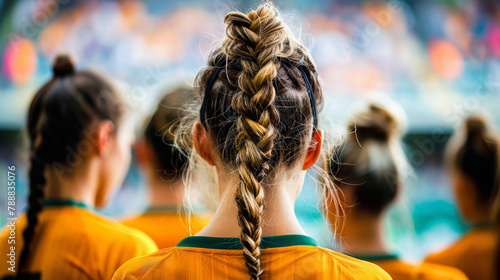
[
  {"left": 323, "top": 100, "right": 469, "bottom": 280},
  {"left": 122, "top": 87, "right": 210, "bottom": 249},
  {"left": 0, "top": 55, "right": 158, "bottom": 280},
  {"left": 425, "top": 114, "right": 500, "bottom": 280},
  {"left": 113, "top": 4, "right": 391, "bottom": 280}
]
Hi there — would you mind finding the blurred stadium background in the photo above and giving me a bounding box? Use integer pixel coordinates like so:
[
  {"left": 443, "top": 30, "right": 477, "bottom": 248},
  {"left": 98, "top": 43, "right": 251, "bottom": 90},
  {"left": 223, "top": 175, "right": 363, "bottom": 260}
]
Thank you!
[{"left": 1, "top": 0, "right": 499, "bottom": 261}]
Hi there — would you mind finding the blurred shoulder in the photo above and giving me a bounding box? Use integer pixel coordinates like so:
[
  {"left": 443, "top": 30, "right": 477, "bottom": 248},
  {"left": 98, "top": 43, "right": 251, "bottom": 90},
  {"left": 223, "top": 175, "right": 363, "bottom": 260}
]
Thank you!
[
  {"left": 121, "top": 215, "right": 143, "bottom": 228},
  {"left": 317, "top": 247, "right": 392, "bottom": 279},
  {"left": 82, "top": 210, "right": 150, "bottom": 239},
  {"left": 425, "top": 232, "right": 474, "bottom": 264},
  {"left": 112, "top": 248, "right": 175, "bottom": 280},
  {"left": 419, "top": 262, "right": 469, "bottom": 280},
  {"left": 427, "top": 228, "right": 497, "bottom": 261},
  {"left": 68, "top": 208, "right": 158, "bottom": 254}
]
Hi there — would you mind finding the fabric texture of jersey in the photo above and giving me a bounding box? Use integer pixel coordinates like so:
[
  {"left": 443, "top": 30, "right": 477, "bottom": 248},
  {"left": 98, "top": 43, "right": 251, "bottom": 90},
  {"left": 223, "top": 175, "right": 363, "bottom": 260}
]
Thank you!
[
  {"left": 0, "top": 200, "right": 158, "bottom": 280},
  {"left": 122, "top": 207, "right": 209, "bottom": 249},
  {"left": 425, "top": 226, "right": 497, "bottom": 280},
  {"left": 353, "top": 254, "right": 469, "bottom": 280},
  {"left": 113, "top": 234, "right": 392, "bottom": 280}
]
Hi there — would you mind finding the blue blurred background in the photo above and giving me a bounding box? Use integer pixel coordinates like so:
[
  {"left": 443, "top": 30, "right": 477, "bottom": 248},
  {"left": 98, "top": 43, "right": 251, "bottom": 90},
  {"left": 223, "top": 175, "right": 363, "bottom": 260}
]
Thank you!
[{"left": 1, "top": 0, "right": 500, "bottom": 261}]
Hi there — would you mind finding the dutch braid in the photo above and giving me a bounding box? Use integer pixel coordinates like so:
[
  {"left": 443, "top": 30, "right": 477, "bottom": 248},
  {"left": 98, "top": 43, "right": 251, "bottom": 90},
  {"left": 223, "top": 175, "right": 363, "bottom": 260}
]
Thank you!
[
  {"left": 222, "top": 5, "right": 294, "bottom": 279},
  {"left": 196, "top": 3, "right": 323, "bottom": 279}
]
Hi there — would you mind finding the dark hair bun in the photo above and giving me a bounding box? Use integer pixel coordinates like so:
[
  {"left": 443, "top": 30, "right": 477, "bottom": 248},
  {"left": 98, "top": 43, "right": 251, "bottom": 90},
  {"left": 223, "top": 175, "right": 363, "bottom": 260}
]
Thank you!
[{"left": 52, "top": 54, "right": 75, "bottom": 77}]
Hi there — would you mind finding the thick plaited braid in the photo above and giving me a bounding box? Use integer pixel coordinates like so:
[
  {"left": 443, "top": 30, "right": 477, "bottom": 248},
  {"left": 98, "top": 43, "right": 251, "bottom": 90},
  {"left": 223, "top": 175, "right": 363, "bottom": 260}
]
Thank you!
[
  {"left": 223, "top": 5, "right": 290, "bottom": 280},
  {"left": 18, "top": 155, "right": 45, "bottom": 278}
]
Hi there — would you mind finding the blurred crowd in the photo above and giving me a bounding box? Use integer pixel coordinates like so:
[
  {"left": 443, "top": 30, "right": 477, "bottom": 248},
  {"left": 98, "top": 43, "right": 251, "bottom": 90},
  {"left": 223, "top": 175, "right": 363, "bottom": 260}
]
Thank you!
[{"left": 1, "top": 0, "right": 500, "bottom": 127}]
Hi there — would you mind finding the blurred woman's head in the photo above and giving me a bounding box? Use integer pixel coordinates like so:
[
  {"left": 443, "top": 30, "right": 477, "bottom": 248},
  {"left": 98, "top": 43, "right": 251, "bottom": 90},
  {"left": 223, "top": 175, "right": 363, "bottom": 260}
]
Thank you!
[
  {"left": 325, "top": 100, "right": 407, "bottom": 228},
  {"left": 28, "top": 54, "right": 130, "bottom": 206},
  {"left": 20, "top": 54, "right": 129, "bottom": 274},
  {"left": 447, "top": 114, "right": 500, "bottom": 224},
  {"left": 135, "top": 87, "right": 196, "bottom": 183},
  {"left": 189, "top": 3, "right": 325, "bottom": 278}
]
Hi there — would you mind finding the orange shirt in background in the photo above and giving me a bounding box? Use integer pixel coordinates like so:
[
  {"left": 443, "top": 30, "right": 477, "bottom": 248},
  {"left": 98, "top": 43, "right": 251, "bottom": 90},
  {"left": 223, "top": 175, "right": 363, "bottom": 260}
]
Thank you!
[
  {"left": 425, "top": 226, "right": 498, "bottom": 280},
  {"left": 353, "top": 254, "right": 469, "bottom": 280},
  {"left": 0, "top": 200, "right": 158, "bottom": 280},
  {"left": 122, "top": 207, "right": 210, "bottom": 249}
]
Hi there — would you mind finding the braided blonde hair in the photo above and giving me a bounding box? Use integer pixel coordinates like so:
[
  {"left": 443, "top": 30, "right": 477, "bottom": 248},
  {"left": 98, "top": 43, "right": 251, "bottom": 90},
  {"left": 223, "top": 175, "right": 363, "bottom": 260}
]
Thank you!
[{"left": 194, "top": 4, "right": 323, "bottom": 279}]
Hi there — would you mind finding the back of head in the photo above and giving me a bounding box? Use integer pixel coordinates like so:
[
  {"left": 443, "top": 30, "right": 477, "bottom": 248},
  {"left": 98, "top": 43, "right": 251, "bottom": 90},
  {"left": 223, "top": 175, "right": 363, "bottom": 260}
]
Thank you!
[
  {"left": 448, "top": 114, "right": 500, "bottom": 205},
  {"left": 20, "top": 54, "right": 125, "bottom": 276},
  {"left": 144, "top": 87, "right": 197, "bottom": 180},
  {"left": 447, "top": 114, "right": 500, "bottom": 279},
  {"left": 327, "top": 101, "right": 406, "bottom": 215},
  {"left": 194, "top": 3, "right": 322, "bottom": 279}
]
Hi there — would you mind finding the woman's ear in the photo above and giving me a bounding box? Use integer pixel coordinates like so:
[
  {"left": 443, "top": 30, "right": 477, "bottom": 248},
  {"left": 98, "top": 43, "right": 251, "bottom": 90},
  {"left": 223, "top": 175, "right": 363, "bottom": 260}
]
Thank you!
[
  {"left": 97, "top": 120, "right": 115, "bottom": 157},
  {"left": 193, "top": 122, "right": 215, "bottom": 166},
  {"left": 302, "top": 129, "right": 323, "bottom": 170}
]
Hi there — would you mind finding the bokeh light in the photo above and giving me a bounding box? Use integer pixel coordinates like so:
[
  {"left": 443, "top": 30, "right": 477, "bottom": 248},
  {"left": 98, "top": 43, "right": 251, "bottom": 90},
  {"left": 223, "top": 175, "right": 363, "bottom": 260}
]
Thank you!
[
  {"left": 2, "top": 39, "right": 37, "bottom": 85},
  {"left": 429, "top": 39, "right": 464, "bottom": 80}
]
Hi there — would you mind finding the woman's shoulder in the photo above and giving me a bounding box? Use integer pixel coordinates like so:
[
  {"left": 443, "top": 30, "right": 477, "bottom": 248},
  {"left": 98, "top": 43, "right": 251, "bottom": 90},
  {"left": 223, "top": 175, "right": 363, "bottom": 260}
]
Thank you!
[
  {"left": 369, "top": 258, "right": 468, "bottom": 280},
  {"left": 315, "top": 247, "right": 393, "bottom": 279},
  {"left": 112, "top": 247, "right": 175, "bottom": 280},
  {"left": 1, "top": 208, "right": 156, "bottom": 251},
  {"left": 74, "top": 209, "right": 158, "bottom": 252},
  {"left": 425, "top": 228, "right": 497, "bottom": 264},
  {"left": 418, "top": 262, "right": 469, "bottom": 280},
  {"left": 34, "top": 206, "right": 159, "bottom": 256}
]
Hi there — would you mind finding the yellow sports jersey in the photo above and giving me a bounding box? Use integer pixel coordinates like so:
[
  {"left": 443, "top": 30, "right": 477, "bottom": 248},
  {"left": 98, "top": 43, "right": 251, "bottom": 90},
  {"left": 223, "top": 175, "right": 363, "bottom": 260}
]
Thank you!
[
  {"left": 122, "top": 207, "right": 209, "bottom": 249},
  {"left": 425, "top": 225, "right": 498, "bottom": 280},
  {"left": 352, "top": 254, "right": 468, "bottom": 280},
  {"left": 113, "top": 234, "right": 392, "bottom": 280},
  {"left": 0, "top": 199, "right": 158, "bottom": 280}
]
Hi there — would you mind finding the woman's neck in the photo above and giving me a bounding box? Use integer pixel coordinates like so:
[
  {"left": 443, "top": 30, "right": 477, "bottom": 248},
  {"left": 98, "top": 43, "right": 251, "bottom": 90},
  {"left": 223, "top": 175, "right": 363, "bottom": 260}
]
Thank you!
[
  {"left": 465, "top": 206, "right": 493, "bottom": 226},
  {"left": 43, "top": 159, "right": 98, "bottom": 208},
  {"left": 196, "top": 167, "right": 307, "bottom": 238},
  {"left": 337, "top": 212, "right": 389, "bottom": 256},
  {"left": 148, "top": 175, "right": 185, "bottom": 208}
]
